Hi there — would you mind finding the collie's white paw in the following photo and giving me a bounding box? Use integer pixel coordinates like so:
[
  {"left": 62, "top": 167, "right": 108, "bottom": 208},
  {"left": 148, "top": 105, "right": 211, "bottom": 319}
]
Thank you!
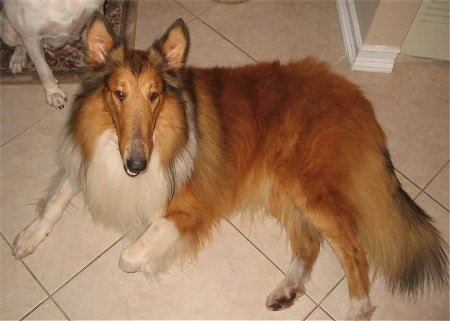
[
  {"left": 346, "top": 298, "right": 376, "bottom": 321},
  {"left": 13, "top": 219, "right": 48, "bottom": 259},
  {"left": 119, "top": 218, "right": 181, "bottom": 277},
  {"left": 119, "top": 245, "right": 145, "bottom": 273}
]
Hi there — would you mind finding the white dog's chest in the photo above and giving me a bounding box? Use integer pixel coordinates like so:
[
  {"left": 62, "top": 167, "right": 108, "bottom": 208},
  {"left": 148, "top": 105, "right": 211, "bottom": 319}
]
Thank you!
[
  {"left": 7, "top": 0, "right": 104, "bottom": 38},
  {"left": 83, "top": 132, "right": 171, "bottom": 235}
]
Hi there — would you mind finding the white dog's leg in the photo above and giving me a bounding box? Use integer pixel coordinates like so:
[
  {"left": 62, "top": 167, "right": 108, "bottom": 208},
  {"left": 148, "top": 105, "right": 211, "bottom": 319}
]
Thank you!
[
  {"left": 13, "top": 176, "right": 77, "bottom": 259},
  {"left": 0, "top": 13, "right": 27, "bottom": 73},
  {"left": 9, "top": 45, "right": 27, "bottom": 73},
  {"left": 119, "top": 218, "right": 181, "bottom": 277},
  {"left": 21, "top": 36, "right": 68, "bottom": 108}
]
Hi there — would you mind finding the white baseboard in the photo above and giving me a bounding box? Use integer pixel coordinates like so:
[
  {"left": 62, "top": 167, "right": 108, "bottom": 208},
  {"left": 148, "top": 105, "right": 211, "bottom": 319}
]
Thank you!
[
  {"left": 352, "top": 45, "right": 400, "bottom": 73},
  {"left": 335, "top": 0, "right": 400, "bottom": 73}
]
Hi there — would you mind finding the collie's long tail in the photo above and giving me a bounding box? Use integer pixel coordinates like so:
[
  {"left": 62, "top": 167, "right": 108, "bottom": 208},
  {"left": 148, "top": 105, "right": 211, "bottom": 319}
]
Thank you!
[
  {"left": 356, "top": 153, "right": 449, "bottom": 296},
  {"left": 387, "top": 186, "right": 448, "bottom": 294}
]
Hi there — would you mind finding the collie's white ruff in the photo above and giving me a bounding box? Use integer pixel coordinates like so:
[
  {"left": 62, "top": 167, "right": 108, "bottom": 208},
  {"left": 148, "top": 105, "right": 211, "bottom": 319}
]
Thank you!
[{"left": 83, "top": 131, "right": 171, "bottom": 233}]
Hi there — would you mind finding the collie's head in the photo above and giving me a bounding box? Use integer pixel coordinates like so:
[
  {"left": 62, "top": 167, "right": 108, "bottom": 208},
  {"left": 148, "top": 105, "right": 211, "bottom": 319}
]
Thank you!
[{"left": 80, "top": 13, "right": 191, "bottom": 177}]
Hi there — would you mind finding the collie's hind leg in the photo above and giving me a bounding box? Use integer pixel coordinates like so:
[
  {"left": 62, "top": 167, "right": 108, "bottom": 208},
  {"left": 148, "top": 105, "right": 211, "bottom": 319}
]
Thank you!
[
  {"left": 266, "top": 194, "right": 321, "bottom": 310},
  {"left": 300, "top": 195, "right": 375, "bottom": 320},
  {"left": 13, "top": 175, "right": 77, "bottom": 258}
]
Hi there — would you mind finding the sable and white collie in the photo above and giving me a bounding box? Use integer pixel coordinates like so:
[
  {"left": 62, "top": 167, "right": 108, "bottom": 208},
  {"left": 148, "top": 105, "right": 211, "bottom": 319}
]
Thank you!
[{"left": 13, "top": 14, "right": 448, "bottom": 320}]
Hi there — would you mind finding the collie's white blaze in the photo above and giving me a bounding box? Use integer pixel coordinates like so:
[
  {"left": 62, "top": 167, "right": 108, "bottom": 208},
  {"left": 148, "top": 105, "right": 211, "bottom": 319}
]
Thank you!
[
  {"left": 119, "top": 217, "right": 180, "bottom": 276},
  {"left": 266, "top": 258, "right": 306, "bottom": 310},
  {"left": 346, "top": 297, "right": 376, "bottom": 321},
  {"left": 84, "top": 131, "right": 172, "bottom": 234}
]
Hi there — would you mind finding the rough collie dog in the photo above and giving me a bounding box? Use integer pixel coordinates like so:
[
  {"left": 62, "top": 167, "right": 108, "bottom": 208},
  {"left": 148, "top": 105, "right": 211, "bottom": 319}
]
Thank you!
[{"left": 13, "top": 14, "right": 448, "bottom": 320}]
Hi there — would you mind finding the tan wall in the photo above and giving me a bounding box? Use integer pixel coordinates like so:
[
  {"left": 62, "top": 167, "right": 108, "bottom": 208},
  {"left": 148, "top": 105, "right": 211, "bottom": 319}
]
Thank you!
[
  {"left": 355, "top": 0, "right": 380, "bottom": 40},
  {"left": 363, "top": 0, "right": 421, "bottom": 47}
]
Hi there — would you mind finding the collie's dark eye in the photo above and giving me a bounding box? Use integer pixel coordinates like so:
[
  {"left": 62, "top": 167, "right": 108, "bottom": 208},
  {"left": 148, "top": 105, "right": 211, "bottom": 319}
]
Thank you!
[
  {"left": 114, "top": 91, "right": 126, "bottom": 101},
  {"left": 150, "top": 92, "right": 159, "bottom": 103}
]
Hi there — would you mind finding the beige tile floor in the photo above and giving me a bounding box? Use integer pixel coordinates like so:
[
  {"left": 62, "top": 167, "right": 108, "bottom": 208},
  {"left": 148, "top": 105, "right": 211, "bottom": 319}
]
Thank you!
[{"left": 1, "top": 0, "right": 449, "bottom": 320}]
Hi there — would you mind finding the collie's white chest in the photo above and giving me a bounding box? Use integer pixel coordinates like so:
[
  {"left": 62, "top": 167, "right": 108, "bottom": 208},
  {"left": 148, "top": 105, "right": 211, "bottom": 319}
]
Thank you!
[{"left": 83, "top": 132, "right": 171, "bottom": 234}]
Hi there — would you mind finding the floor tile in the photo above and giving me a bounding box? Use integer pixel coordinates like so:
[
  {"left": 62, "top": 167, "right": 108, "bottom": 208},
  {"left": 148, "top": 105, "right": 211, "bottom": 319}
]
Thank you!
[
  {"left": 1, "top": 110, "right": 67, "bottom": 242},
  {"left": 321, "top": 194, "right": 449, "bottom": 320},
  {"left": 54, "top": 222, "right": 316, "bottom": 319},
  {"left": 0, "top": 84, "right": 77, "bottom": 146},
  {"left": 306, "top": 306, "right": 334, "bottom": 320},
  {"left": 200, "top": 0, "right": 346, "bottom": 64},
  {"left": 333, "top": 56, "right": 449, "bottom": 189},
  {"left": 1, "top": 109, "right": 121, "bottom": 293},
  {"left": 133, "top": 0, "right": 195, "bottom": 50},
  {"left": 322, "top": 272, "right": 449, "bottom": 321},
  {"left": 176, "top": 0, "right": 217, "bottom": 16},
  {"left": 231, "top": 216, "right": 344, "bottom": 304},
  {"left": 0, "top": 238, "right": 47, "bottom": 321},
  {"left": 23, "top": 298, "right": 67, "bottom": 320},
  {"left": 20, "top": 202, "right": 121, "bottom": 294},
  {"left": 416, "top": 192, "right": 449, "bottom": 241},
  {"left": 395, "top": 170, "right": 421, "bottom": 199},
  {"left": 425, "top": 162, "right": 449, "bottom": 210},
  {"left": 187, "top": 18, "right": 254, "bottom": 67}
]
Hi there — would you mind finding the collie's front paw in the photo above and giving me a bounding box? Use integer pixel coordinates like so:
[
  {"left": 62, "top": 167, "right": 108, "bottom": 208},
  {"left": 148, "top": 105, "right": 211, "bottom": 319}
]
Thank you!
[
  {"left": 119, "top": 246, "right": 145, "bottom": 273},
  {"left": 13, "top": 220, "right": 48, "bottom": 259},
  {"left": 119, "top": 218, "right": 181, "bottom": 277}
]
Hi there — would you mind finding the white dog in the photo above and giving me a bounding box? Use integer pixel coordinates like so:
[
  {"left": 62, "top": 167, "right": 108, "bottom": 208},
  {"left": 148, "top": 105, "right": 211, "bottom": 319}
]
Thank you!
[{"left": 0, "top": 0, "right": 104, "bottom": 108}]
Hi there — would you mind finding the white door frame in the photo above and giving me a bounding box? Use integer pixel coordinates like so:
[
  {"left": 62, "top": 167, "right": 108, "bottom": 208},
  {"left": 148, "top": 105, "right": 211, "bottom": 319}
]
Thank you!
[{"left": 336, "top": 0, "right": 400, "bottom": 73}]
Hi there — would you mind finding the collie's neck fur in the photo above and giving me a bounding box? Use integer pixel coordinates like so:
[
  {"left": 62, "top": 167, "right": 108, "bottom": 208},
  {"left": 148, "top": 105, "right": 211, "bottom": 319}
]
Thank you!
[{"left": 85, "top": 131, "right": 170, "bottom": 234}]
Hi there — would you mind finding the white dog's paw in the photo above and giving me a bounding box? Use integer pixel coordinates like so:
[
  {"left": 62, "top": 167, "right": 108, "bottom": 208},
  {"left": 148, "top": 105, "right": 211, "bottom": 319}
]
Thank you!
[
  {"left": 9, "top": 47, "right": 27, "bottom": 73},
  {"left": 45, "top": 87, "right": 68, "bottom": 109},
  {"left": 13, "top": 220, "right": 48, "bottom": 259}
]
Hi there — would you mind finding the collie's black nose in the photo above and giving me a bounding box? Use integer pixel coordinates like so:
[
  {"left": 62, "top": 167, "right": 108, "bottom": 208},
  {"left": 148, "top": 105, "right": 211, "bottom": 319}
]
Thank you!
[{"left": 125, "top": 158, "right": 147, "bottom": 177}]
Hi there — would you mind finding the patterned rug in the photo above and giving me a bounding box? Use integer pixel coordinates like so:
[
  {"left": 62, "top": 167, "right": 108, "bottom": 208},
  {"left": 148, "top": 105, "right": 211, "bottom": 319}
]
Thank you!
[{"left": 0, "top": 0, "right": 137, "bottom": 84}]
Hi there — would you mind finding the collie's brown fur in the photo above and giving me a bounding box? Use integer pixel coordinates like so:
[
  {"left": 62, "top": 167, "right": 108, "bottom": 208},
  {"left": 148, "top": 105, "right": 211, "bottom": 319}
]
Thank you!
[{"left": 13, "top": 14, "right": 448, "bottom": 320}]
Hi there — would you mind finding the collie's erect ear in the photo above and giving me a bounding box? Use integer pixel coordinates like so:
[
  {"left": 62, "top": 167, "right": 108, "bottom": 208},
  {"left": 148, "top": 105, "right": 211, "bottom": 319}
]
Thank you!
[
  {"left": 85, "top": 12, "right": 116, "bottom": 65},
  {"left": 157, "top": 19, "right": 190, "bottom": 70}
]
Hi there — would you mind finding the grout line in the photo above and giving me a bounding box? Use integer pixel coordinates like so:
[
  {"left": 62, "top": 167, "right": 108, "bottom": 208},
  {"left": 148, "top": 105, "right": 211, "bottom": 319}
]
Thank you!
[
  {"left": 318, "top": 305, "right": 338, "bottom": 321},
  {"left": 408, "top": 161, "right": 449, "bottom": 212},
  {"left": 395, "top": 168, "right": 422, "bottom": 195},
  {"left": 168, "top": 0, "right": 258, "bottom": 64},
  {"left": 393, "top": 164, "right": 450, "bottom": 211},
  {"left": 174, "top": 0, "right": 218, "bottom": 18},
  {"left": 317, "top": 275, "right": 345, "bottom": 306},
  {"left": 302, "top": 303, "right": 319, "bottom": 321},
  {"left": 0, "top": 108, "right": 56, "bottom": 148},
  {"left": 225, "top": 218, "right": 318, "bottom": 306},
  {"left": 332, "top": 54, "right": 347, "bottom": 67},
  {"left": 226, "top": 219, "right": 286, "bottom": 275},
  {"left": 415, "top": 189, "right": 449, "bottom": 213},
  {"left": 420, "top": 161, "right": 448, "bottom": 195},
  {"left": 195, "top": 18, "right": 258, "bottom": 63},
  {"left": 50, "top": 235, "right": 125, "bottom": 297},
  {"left": 1, "top": 232, "right": 71, "bottom": 320},
  {"left": 2, "top": 229, "right": 123, "bottom": 320}
]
